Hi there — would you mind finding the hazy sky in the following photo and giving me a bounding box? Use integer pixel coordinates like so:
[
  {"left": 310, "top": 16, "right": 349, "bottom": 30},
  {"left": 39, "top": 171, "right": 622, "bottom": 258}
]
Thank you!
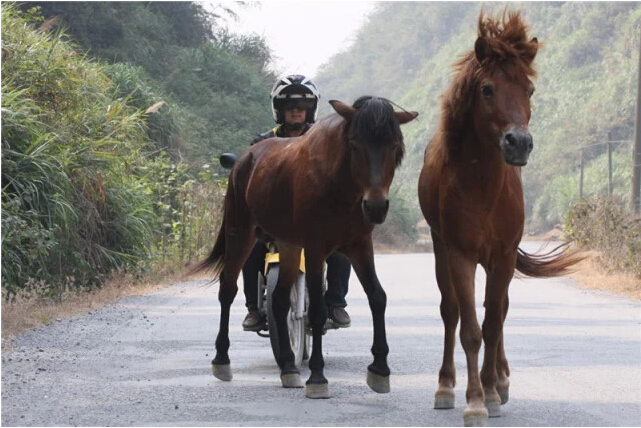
[{"left": 219, "top": 1, "right": 376, "bottom": 78}]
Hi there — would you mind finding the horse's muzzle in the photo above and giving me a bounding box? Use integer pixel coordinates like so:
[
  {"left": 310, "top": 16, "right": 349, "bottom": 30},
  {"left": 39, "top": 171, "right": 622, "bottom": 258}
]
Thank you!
[
  {"left": 500, "top": 129, "right": 533, "bottom": 166},
  {"left": 362, "top": 198, "right": 389, "bottom": 225}
]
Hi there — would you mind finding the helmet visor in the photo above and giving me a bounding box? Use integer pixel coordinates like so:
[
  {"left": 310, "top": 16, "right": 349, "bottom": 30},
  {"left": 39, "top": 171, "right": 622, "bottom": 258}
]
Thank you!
[{"left": 280, "top": 98, "right": 316, "bottom": 111}]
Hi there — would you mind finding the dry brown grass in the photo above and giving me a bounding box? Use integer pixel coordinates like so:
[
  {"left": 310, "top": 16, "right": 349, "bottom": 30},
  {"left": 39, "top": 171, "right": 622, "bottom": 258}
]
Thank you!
[{"left": 569, "top": 252, "right": 641, "bottom": 300}]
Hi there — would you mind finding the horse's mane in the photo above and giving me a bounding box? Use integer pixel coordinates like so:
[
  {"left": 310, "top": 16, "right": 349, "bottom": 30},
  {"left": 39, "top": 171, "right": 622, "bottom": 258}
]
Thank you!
[
  {"left": 427, "top": 10, "right": 541, "bottom": 167},
  {"left": 351, "top": 96, "right": 405, "bottom": 166}
]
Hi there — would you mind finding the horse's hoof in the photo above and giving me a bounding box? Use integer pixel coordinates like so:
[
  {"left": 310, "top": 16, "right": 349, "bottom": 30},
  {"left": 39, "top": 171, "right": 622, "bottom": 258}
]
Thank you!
[
  {"left": 211, "top": 363, "right": 232, "bottom": 381},
  {"left": 305, "top": 382, "right": 330, "bottom": 399},
  {"left": 486, "top": 402, "right": 501, "bottom": 418},
  {"left": 366, "top": 370, "right": 390, "bottom": 393},
  {"left": 281, "top": 373, "right": 304, "bottom": 388},
  {"left": 484, "top": 388, "right": 501, "bottom": 417},
  {"left": 497, "top": 378, "right": 509, "bottom": 405},
  {"left": 434, "top": 387, "right": 455, "bottom": 409},
  {"left": 498, "top": 388, "right": 509, "bottom": 405},
  {"left": 463, "top": 404, "right": 489, "bottom": 427},
  {"left": 485, "top": 399, "right": 501, "bottom": 418}
]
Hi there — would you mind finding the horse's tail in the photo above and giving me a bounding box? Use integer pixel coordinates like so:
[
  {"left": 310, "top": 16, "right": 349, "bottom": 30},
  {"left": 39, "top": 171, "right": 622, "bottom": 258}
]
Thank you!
[
  {"left": 515, "top": 241, "right": 587, "bottom": 278},
  {"left": 187, "top": 216, "right": 226, "bottom": 281}
]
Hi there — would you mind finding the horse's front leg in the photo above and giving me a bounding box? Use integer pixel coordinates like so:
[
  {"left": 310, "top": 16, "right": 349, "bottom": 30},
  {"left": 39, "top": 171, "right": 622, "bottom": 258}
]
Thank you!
[
  {"left": 304, "top": 249, "right": 330, "bottom": 398},
  {"left": 448, "top": 249, "right": 487, "bottom": 427},
  {"left": 272, "top": 242, "right": 304, "bottom": 388},
  {"left": 480, "top": 255, "right": 515, "bottom": 418},
  {"left": 344, "top": 236, "right": 390, "bottom": 393},
  {"left": 432, "top": 232, "right": 459, "bottom": 409}
]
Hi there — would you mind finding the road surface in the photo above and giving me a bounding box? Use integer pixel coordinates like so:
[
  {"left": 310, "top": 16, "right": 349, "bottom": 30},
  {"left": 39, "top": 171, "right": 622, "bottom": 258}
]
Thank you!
[{"left": 2, "top": 243, "right": 640, "bottom": 426}]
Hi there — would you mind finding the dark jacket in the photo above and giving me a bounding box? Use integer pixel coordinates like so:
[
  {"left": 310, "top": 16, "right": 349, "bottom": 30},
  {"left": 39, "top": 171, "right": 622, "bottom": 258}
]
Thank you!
[{"left": 251, "top": 123, "right": 312, "bottom": 145}]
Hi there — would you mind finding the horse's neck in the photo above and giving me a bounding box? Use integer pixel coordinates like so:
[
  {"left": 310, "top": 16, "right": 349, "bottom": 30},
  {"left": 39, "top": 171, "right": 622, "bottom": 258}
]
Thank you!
[
  {"left": 455, "top": 131, "right": 515, "bottom": 198},
  {"left": 304, "top": 117, "right": 360, "bottom": 199}
]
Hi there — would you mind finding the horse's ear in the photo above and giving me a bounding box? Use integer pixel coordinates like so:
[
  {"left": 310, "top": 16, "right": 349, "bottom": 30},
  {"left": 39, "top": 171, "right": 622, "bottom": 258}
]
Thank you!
[
  {"left": 395, "top": 111, "right": 419, "bottom": 124},
  {"left": 329, "top": 100, "right": 356, "bottom": 121},
  {"left": 474, "top": 37, "right": 491, "bottom": 63}
]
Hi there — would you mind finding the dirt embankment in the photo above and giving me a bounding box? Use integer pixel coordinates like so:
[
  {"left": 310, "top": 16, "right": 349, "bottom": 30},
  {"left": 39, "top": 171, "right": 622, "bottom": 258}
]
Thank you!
[{"left": 1, "top": 273, "right": 179, "bottom": 347}]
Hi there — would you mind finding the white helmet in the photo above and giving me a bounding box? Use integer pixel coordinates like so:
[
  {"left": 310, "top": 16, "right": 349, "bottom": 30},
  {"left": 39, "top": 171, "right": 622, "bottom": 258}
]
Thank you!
[{"left": 270, "top": 74, "right": 320, "bottom": 124}]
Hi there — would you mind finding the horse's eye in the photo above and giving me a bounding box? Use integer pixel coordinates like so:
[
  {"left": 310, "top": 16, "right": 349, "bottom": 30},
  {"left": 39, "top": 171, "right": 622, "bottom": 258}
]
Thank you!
[
  {"left": 350, "top": 143, "right": 358, "bottom": 152},
  {"left": 481, "top": 85, "right": 494, "bottom": 99},
  {"left": 528, "top": 87, "right": 535, "bottom": 98}
]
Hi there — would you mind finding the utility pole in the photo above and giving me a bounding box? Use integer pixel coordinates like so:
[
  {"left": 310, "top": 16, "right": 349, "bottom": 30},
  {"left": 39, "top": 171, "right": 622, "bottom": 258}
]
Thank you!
[
  {"left": 580, "top": 147, "right": 584, "bottom": 199},
  {"left": 632, "top": 32, "right": 641, "bottom": 213}
]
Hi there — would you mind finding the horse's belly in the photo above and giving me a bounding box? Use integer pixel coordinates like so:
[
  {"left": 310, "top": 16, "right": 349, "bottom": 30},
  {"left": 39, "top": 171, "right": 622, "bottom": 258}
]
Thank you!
[{"left": 249, "top": 196, "right": 304, "bottom": 246}]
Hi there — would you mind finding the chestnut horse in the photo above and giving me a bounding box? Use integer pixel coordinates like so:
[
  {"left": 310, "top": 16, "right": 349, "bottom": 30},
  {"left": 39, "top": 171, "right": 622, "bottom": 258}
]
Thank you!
[
  {"left": 191, "top": 96, "right": 417, "bottom": 398},
  {"left": 418, "top": 11, "right": 584, "bottom": 426}
]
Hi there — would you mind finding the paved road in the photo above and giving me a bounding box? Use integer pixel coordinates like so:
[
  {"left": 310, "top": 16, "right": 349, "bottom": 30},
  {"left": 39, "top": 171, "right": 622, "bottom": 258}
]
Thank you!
[{"left": 2, "top": 243, "right": 640, "bottom": 426}]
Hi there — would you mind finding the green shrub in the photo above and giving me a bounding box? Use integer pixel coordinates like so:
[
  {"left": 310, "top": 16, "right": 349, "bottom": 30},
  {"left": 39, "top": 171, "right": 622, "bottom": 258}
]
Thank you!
[
  {"left": 138, "top": 153, "right": 225, "bottom": 273},
  {"left": 1, "top": 4, "right": 154, "bottom": 298}
]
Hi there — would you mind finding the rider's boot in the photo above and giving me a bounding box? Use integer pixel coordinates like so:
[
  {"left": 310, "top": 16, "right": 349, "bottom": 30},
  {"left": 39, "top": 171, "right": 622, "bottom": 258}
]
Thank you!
[
  {"left": 242, "top": 308, "right": 265, "bottom": 331},
  {"left": 327, "top": 306, "right": 351, "bottom": 328}
]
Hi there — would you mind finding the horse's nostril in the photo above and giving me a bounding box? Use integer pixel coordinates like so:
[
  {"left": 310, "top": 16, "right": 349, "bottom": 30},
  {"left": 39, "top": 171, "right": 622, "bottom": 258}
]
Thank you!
[
  {"left": 362, "top": 198, "right": 389, "bottom": 215},
  {"left": 505, "top": 133, "right": 517, "bottom": 147},
  {"left": 362, "top": 198, "right": 389, "bottom": 224}
]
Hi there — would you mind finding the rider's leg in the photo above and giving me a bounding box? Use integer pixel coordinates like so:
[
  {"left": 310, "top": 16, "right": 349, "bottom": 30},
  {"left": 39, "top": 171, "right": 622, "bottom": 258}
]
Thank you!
[
  {"left": 325, "top": 251, "right": 351, "bottom": 328},
  {"left": 241, "top": 242, "right": 267, "bottom": 330}
]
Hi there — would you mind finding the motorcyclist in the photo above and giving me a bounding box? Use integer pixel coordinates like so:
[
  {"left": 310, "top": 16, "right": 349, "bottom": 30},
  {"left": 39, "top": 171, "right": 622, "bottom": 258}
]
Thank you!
[{"left": 241, "top": 74, "right": 352, "bottom": 331}]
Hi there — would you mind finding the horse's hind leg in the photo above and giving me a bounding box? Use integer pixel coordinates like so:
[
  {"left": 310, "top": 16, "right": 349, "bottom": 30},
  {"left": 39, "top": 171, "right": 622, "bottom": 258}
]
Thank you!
[
  {"left": 480, "top": 256, "right": 514, "bottom": 418},
  {"left": 212, "top": 222, "right": 256, "bottom": 381},
  {"left": 493, "top": 293, "right": 511, "bottom": 405},
  {"left": 272, "top": 242, "right": 304, "bottom": 388},
  {"left": 496, "top": 329, "right": 510, "bottom": 405},
  {"left": 432, "top": 233, "right": 458, "bottom": 409},
  {"left": 344, "top": 237, "right": 391, "bottom": 394}
]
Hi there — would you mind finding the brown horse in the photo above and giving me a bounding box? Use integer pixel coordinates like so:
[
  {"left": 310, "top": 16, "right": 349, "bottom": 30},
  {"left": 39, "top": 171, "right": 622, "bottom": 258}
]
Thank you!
[
  {"left": 191, "top": 96, "right": 418, "bottom": 398},
  {"left": 418, "top": 11, "right": 585, "bottom": 427}
]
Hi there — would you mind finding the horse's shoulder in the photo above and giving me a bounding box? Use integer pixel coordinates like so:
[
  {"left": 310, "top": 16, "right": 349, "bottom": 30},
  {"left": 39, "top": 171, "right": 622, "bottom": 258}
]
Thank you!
[{"left": 425, "top": 133, "right": 450, "bottom": 168}]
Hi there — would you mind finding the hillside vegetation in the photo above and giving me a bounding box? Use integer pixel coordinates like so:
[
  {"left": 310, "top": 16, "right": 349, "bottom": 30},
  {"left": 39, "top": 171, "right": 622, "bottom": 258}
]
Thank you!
[{"left": 2, "top": 3, "right": 276, "bottom": 298}]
